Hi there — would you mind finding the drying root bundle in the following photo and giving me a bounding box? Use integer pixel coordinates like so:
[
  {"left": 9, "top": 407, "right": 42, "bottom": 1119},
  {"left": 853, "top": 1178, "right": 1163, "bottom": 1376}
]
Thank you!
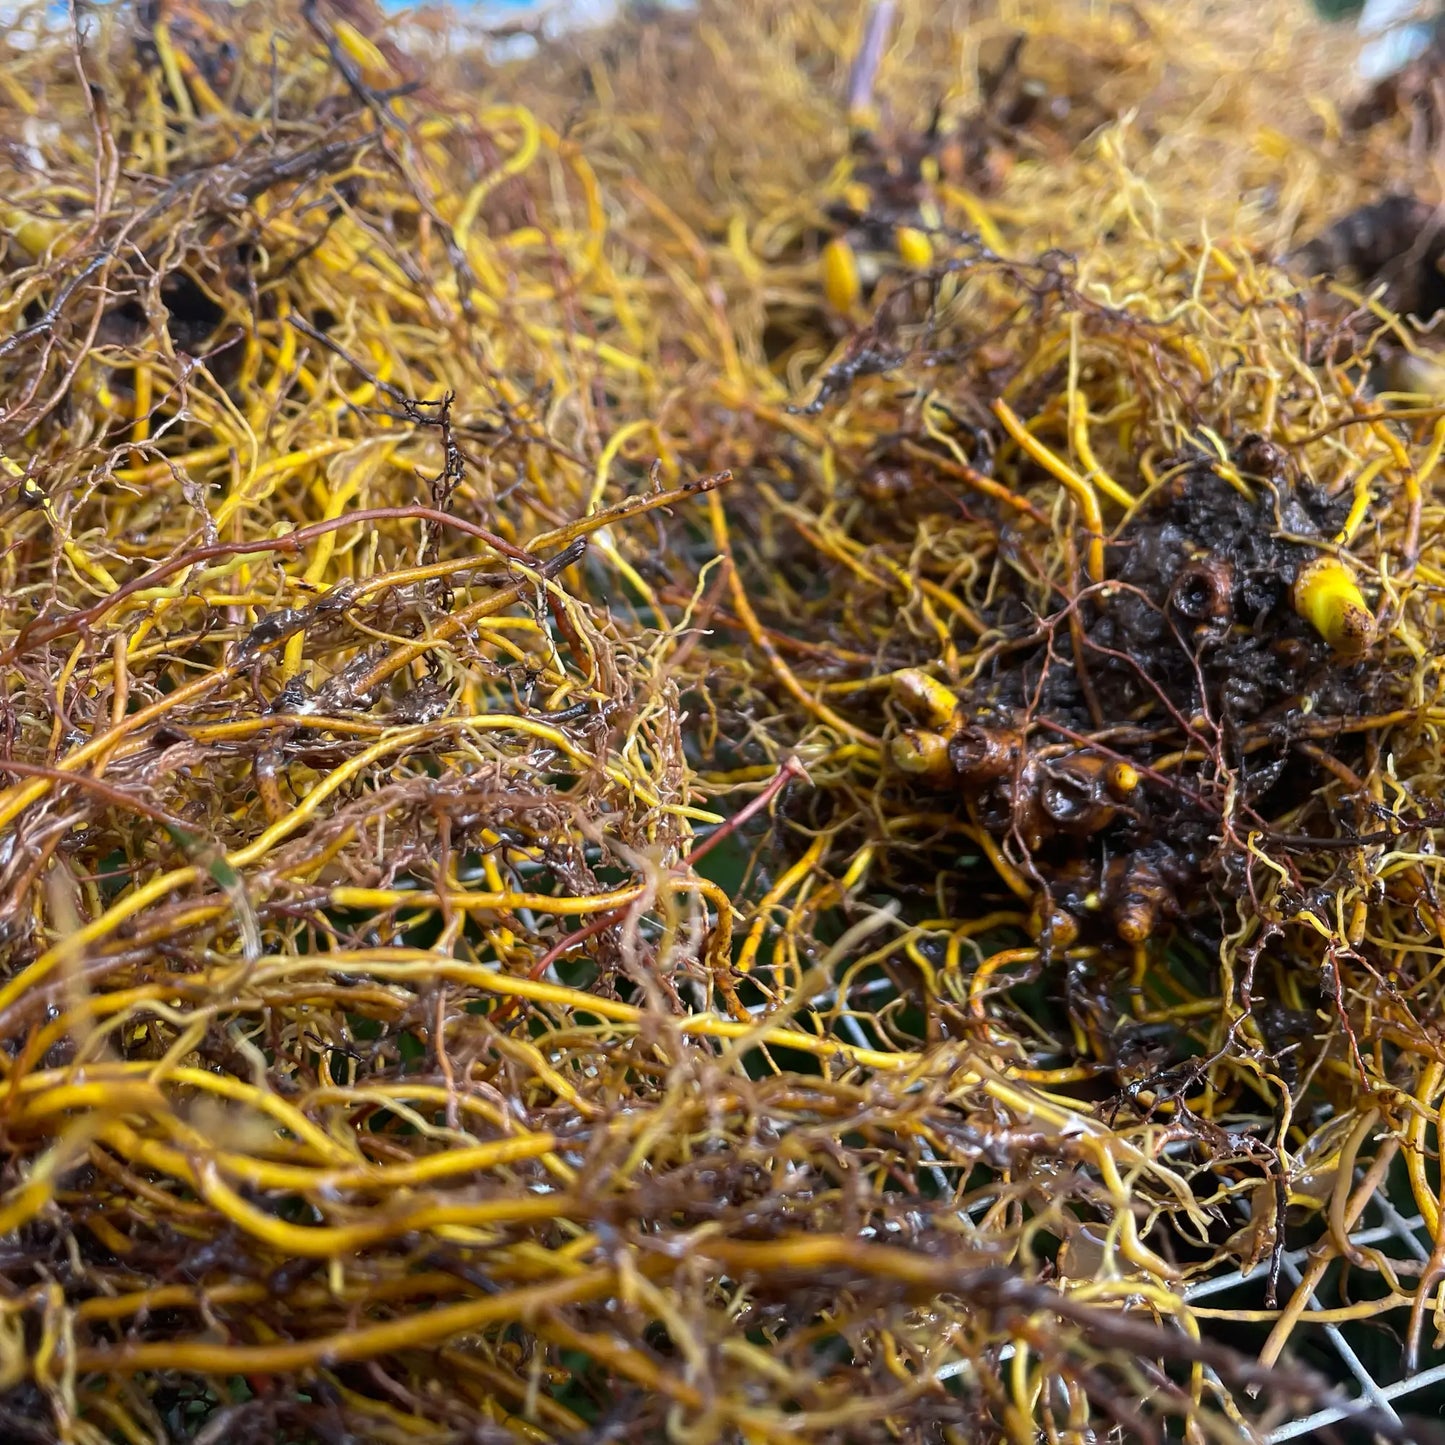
[{"left": 3, "top": 0, "right": 1445, "bottom": 1441}]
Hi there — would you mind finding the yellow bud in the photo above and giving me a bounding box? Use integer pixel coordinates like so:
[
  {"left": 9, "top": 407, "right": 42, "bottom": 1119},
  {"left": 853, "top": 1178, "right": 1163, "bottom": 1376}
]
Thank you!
[
  {"left": 1028, "top": 901, "right": 1080, "bottom": 949},
  {"left": 888, "top": 729, "right": 953, "bottom": 783},
  {"left": 1292, "top": 557, "right": 1376, "bottom": 655},
  {"left": 0, "top": 206, "right": 63, "bottom": 260},
  {"left": 842, "top": 182, "right": 872, "bottom": 214},
  {"left": 821, "top": 236, "right": 862, "bottom": 314},
  {"left": 895, "top": 226, "right": 933, "bottom": 270},
  {"left": 1106, "top": 761, "right": 1140, "bottom": 798},
  {"left": 1347, "top": 898, "right": 1368, "bottom": 948},
  {"left": 334, "top": 20, "right": 391, "bottom": 84},
  {"left": 1114, "top": 905, "right": 1154, "bottom": 945},
  {"left": 890, "top": 668, "right": 960, "bottom": 729}
]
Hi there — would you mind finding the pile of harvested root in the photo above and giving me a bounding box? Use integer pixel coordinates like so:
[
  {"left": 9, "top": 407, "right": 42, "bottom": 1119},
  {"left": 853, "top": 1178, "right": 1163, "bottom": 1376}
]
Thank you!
[{"left": 5, "top": 0, "right": 1445, "bottom": 1440}]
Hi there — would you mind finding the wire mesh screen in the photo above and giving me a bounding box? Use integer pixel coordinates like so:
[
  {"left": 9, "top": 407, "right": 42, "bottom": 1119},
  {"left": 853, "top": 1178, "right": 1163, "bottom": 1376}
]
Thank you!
[{"left": 1189, "top": 1204, "right": 1441, "bottom": 1441}]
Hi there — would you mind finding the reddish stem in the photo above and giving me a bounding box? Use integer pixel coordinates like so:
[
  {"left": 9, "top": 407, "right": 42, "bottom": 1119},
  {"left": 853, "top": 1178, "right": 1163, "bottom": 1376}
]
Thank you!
[
  {"left": 491, "top": 756, "right": 807, "bottom": 1022},
  {"left": 682, "top": 755, "right": 807, "bottom": 869}
]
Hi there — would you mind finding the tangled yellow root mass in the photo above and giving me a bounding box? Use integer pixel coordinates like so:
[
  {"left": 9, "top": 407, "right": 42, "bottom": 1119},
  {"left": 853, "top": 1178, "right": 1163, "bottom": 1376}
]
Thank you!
[{"left": 0, "top": 0, "right": 1443, "bottom": 1440}]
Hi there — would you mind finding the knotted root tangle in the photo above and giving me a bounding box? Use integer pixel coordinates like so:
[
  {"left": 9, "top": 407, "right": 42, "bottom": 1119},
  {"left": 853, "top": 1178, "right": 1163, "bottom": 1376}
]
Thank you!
[{"left": 0, "top": 1, "right": 1443, "bottom": 1443}]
